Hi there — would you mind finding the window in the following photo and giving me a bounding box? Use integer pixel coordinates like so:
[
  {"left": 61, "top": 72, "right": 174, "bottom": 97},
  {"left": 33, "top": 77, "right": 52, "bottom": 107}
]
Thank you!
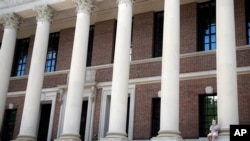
[
  {"left": 11, "top": 38, "right": 29, "bottom": 76},
  {"left": 199, "top": 94, "right": 217, "bottom": 137},
  {"left": 151, "top": 98, "right": 161, "bottom": 137},
  {"left": 153, "top": 11, "right": 164, "bottom": 57},
  {"left": 1, "top": 109, "right": 17, "bottom": 141},
  {"left": 0, "top": 42, "right": 2, "bottom": 49},
  {"left": 45, "top": 32, "right": 59, "bottom": 72},
  {"left": 246, "top": 0, "right": 250, "bottom": 44},
  {"left": 197, "top": 0, "right": 216, "bottom": 51},
  {"left": 86, "top": 26, "right": 94, "bottom": 67},
  {"left": 37, "top": 104, "right": 51, "bottom": 141}
]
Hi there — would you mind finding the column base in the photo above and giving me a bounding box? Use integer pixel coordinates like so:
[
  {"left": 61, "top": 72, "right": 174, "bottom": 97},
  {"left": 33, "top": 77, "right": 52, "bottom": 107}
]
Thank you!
[
  {"left": 14, "top": 134, "right": 36, "bottom": 141},
  {"left": 101, "top": 132, "right": 129, "bottom": 141},
  {"left": 151, "top": 130, "right": 183, "bottom": 141},
  {"left": 54, "top": 133, "right": 81, "bottom": 141}
]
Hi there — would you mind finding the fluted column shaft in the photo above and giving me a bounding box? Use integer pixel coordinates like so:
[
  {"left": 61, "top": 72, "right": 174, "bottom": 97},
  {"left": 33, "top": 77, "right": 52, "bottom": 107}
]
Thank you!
[
  {"left": 16, "top": 5, "right": 55, "bottom": 141},
  {"left": 57, "top": 0, "right": 93, "bottom": 140},
  {"left": 216, "top": 0, "right": 239, "bottom": 139},
  {"left": 0, "top": 13, "right": 22, "bottom": 133},
  {"left": 104, "top": 0, "right": 133, "bottom": 140}
]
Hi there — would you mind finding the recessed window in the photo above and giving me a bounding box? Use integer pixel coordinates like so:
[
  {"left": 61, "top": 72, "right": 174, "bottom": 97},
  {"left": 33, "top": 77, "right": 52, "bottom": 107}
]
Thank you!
[
  {"left": 12, "top": 38, "right": 29, "bottom": 76},
  {"left": 86, "top": 25, "right": 94, "bottom": 67},
  {"left": 153, "top": 11, "right": 164, "bottom": 57},
  {"left": 45, "top": 32, "right": 59, "bottom": 72},
  {"left": 197, "top": 0, "right": 216, "bottom": 51},
  {"left": 1, "top": 109, "right": 17, "bottom": 141},
  {"left": 199, "top": 94, "right": 217, "bottom": 137},
  {"left": 151, "top": 98, "right": 160, "bottom": 137},
  {"left": 246, "top": 0, "right": 250, "bottom": 44}
]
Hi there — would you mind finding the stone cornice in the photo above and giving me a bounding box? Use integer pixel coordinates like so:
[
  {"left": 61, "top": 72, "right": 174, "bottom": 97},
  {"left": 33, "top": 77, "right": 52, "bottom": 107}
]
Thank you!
[
  {"left": 3, "top": 13, "right": 23, "bottom": 29},
  {"left": 72, "top": 0, "right": 95, "bottom": 14},
  {"left": 33, "top": 5, "right": 55, "bottom": 22}
]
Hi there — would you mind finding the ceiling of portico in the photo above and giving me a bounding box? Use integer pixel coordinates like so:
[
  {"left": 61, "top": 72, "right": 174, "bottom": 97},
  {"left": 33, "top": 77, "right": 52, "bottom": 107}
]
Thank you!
[{"left": 0, "top": 0, "right": 199, "bottom": 38}]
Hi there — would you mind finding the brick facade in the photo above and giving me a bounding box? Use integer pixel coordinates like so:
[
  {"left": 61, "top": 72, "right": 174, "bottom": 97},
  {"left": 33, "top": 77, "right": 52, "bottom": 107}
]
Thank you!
[{"left": 2, "top": 0, "right": 250, "bottom": 140}]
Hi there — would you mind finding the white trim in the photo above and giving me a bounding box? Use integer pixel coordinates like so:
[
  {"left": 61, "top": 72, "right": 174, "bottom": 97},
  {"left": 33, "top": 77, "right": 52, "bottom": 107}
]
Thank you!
[
  {"left": 6, "top": 88, "right": 57, "bottom": 141},
  {"left": 96, "top": 66, "right": 250, "bottom": 87},
  {"left": 40, "top": 91, "right": 57, "bottom": 141},
  {"left": 99, "top": 85, "right": 135, "bottom": 140}
]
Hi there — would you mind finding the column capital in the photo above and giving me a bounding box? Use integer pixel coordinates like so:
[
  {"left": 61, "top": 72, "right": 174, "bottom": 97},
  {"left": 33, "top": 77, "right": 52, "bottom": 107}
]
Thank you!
[
  {"left": 72, "top": 0, "right": 95, "bottom": 14},
  {"left": 33, "top": 5, "right": 55, "bottom": 22},
  {"left": 3, "top": 13, "right": 23, "bottom": 30},
  {"left": 117, "top": 0, "right": 134, "bottom": 5}
]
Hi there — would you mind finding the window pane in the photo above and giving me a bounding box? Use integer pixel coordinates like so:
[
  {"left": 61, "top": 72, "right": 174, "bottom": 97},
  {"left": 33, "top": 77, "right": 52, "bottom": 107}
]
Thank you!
[
  {"left": 45, "top": 32, "right": 59, "bottom": 72},
  {"left": 12, "top": 38, "right": 29, "bottom": 76},
  {"left": 197, "top": 1, "right": 216, "bottom": 51},
  {"left": 210, "top": 24, "right": 216, "bottom": 34},
  {"left": 205, "top": 44, "right": 210, "bottom": 51},
  {"left": 199, "top": 94, "right": 217, "bottom": 137},
  {"left": 211, "top": 43, "right": 216, "bottom": 50},
  {"left": 205, "top": 36, "right": 209, "bottom": 43},
  {"left": 153, "top": 11, "right": 164, "bottom": 57}
]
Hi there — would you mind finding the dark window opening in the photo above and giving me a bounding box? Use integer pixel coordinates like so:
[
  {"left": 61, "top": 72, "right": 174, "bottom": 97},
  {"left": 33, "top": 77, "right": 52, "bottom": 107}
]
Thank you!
[
  {"left": 126, "top": 97, "right": 130, "bottom": 134},
  {"left": 11, "top": 38, "right": 29, "bottom": 76},
  {"left": 153, "top": 11, "right": 164, "bottom": 57},
  {"left": 246, "top": 0, "right": 250, "bottom": 44},
  {"left": 151, "top": 98, "right": 161, "bottom": 137},
  {"left": 37, "top": 104, "right": 52, "bottom": 141},
  {"left": 1, "top": 109, "right": 17, "bottom": 141},
  {"left": 45, "top": 32, "right": 59, "bottom": 72},
  {"left": 197, "top": 0, "right": 216, "bottom": 51},
  {"left": 86, "top": 25, "right": 94, "bottom": 67},
  {"left": 111, "top": 20, "right": 117, "bottom": 63},
  {"left": 80, "top": 101, "right": 88, "bottom": 140},
  {"left": 199, "top": 94, "right": 217, "bottom": 137}
]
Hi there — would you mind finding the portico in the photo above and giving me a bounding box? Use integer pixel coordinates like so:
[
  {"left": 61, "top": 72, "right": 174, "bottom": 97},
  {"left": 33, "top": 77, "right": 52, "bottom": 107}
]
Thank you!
[{"left": 0, "top": 0, "right": 243, "bottom": 141}]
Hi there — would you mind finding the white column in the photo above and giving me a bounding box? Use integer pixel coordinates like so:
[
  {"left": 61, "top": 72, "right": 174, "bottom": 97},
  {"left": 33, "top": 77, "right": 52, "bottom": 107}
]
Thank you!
[
  {"left": 0, "top": 13, "right": 22, "bottom": 133},
  {"left": 152, "top": 0, "right": 182, "bottom": 141},
  {"left": 102, "top": 0, "right": 132, "bottom": 141},
  {"left": 56, "top": 0, "right": 93, "bottom": 140},
  {"left": 216, "top": 0, "right": 238, "bottom": 140},
  {"left": 15, "top": 5, "right": 55, "bottom": 141}
]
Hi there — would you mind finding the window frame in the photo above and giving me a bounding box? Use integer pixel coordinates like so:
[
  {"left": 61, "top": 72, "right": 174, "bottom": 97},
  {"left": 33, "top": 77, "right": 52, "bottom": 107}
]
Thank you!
[
  {"left": 199, "top": 93, "right": 217, "bottom": 137},
  {"left": 45, "top": 32, "right": 60, "bottom": 73},
  {"left": 11, "top": 38, "right": 30, "bottom": 76},
  {"left": 86, "top": 25, "right": 94, "bottom": 67},
  {"left": 1, "top": 109, "right": 17, "bottom": 141},
  {"left": 197, "top": 0, "right": 216, "bottom": 51},
  {"left": 153, "top": 11, "right": 164, "bottom": 57}
]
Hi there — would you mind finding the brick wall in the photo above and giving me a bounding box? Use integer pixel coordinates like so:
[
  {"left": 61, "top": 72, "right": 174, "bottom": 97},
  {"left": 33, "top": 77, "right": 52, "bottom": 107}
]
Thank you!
[
  {"left": 237, "top": 74, "right": 250, "bottom": 125},
  {"left": 51, "top": 94, "right": 61, "bottom": 140},
  {"left": 180, "top": 3, "right": 197, "bottom": 54},
  {"left": 4, "top": 0, "right": 250, "bottom": 140},
  {"left": 132, "top": 12, "right": 154, "bottom": 60},
  {"left": 179, "top": 77, "right": 217, "bottom": 138},
  {"left": 92, "top": 88, "right": 102, "bottom": 140},
  {"left": 235, "top": 0, "right": 247, "bottom": 46},
  {"left": 5, "top": 96, "right": 25, "bottom": 139},
  {"left": 133, "top": 83, "right": 160, "bottom": 139},
  {"left": 91, "top": 20, "right": 116, "bottom": 66},
  {"left": 56, "top": 27, "right": 74, "bottom": 71}
]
